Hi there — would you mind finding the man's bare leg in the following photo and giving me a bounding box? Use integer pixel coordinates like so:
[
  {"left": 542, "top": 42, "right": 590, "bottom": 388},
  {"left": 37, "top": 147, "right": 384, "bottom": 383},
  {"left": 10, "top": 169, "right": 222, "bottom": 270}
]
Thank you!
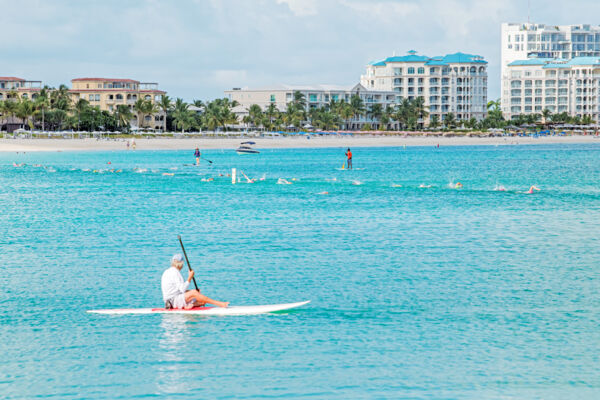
[{"left": 185, "top": 290, "right": 229, "bottom": 308}]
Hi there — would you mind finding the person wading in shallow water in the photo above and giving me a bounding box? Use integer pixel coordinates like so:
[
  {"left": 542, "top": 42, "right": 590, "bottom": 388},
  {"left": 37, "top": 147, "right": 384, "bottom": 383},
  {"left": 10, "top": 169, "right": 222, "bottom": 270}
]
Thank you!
[
  {"left": 161, "top": 254, "right": 229, "bottom": 309},
  {"left": 194, "top": 147, "right": 200, "bottom": 165},
  {"left": 345, "top": 148, "right": 353, "bottom": 170}
]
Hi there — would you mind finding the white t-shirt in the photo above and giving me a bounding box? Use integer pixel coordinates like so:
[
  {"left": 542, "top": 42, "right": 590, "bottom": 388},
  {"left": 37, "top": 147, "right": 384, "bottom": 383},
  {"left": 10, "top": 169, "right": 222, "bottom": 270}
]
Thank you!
[{"left": 161, "top": 267, "right": 190, "bottom": 302}]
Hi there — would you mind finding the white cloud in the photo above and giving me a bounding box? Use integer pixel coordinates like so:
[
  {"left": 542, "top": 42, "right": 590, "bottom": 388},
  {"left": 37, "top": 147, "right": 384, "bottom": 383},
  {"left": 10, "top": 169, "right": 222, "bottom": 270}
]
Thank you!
[
  {"left": 276, "top": 0, "right": 318, "bottom": 16},
  {"left": 340, "top": 0, "right": 419, "bottom": 21}
]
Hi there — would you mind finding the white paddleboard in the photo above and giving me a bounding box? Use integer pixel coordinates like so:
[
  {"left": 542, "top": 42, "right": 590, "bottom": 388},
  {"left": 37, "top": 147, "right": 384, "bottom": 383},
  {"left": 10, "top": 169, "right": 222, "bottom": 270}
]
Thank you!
[{"left": 87, "top": 300, "right": 310, "bottom": 316}]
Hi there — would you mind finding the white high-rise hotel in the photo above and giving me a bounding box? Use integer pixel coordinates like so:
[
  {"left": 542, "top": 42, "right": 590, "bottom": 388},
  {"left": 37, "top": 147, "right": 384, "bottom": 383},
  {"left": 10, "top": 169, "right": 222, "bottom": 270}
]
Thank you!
[
  {"left": 501, "top": 23, "right": 600, "bottom": 119},
  {"left": 361, "top": 51, "right": 488, "bottom": 123}
]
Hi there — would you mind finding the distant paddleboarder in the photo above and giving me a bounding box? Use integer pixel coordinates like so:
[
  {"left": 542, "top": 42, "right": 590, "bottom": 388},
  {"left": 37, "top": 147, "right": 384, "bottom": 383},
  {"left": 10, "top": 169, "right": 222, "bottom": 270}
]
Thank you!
[
  {"left": 194, "top": 147, "right": 201, "bottom": 165},
  {"left": 161, "top": 254, "right": 229, "bottom": 309},
  {"left": 345, "top": 148, "right": 353, "bottom": 170}
]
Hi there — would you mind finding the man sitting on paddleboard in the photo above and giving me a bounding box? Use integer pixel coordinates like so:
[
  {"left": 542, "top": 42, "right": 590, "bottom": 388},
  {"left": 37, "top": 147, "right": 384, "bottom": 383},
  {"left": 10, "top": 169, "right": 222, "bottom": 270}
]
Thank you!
[{"left": 161, "top": 254, "right": 229, "bottom": 309}]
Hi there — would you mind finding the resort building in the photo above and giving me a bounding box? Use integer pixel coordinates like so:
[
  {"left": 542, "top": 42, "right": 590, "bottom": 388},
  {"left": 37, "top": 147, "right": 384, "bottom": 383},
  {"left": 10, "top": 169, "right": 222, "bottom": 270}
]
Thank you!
[
  {"left": 0, "top": 77, "right": 42, "bottom": 101},
  {"left": 226, "top": 83, "right": 397, "bottom": 130},
  {"left": 360, "top": 51, "right": 488, "bottom": 123},
  {"left": 501, "top": 23, "right": 600, "bottom": 115},
  {"left": 69, "top": 78, "right": 167, "bottom": 130},
  {"left": 504, "top": 57, "right": 600, "bottom": 121}
]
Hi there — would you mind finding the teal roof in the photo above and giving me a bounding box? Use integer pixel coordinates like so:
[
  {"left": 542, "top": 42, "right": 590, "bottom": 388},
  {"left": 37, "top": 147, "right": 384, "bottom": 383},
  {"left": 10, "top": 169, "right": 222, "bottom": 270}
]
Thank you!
[
  {"left": 440, "top": 52, "right": 487, "bottom": 64},
  {"left": 543, "top": 63, "right": 570, "bottom": 69},
  {"left": 566, "top": 57, "right": 600, "bottom": 66},
  {"left": 369, "top": 51, "right": 487, "bottom": 67},
  {"left": 384, "top": 54, "right": 430, "bottom": 63},
  {"left": 508, "top": 56, "right": 600, "bottom": 69},
  {"left": 425, "top": 58, "right": 448, "bottom": 66},
  {"left": 508, "top": 58, "right": 558, "bottom": 66}
]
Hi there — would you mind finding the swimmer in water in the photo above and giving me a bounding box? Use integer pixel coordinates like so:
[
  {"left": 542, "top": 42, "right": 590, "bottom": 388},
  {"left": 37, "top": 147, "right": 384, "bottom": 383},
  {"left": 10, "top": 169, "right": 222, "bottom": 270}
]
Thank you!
[
  {"left": 494, "top": 185, "right": 506, "bottom": 191},
  {"left": 391, "top": 184, "right": 402, "bottom": 188},
  {"left": 317, "top": 191, "right": 329, "bottom": 195},
  {"left": 277, "top": 178, "right": 292, "bottom": 185},
  {"left": 419, "top": 184, "right": 432, "bottom": 188},
  {"left": 527, "top": 185, "right": 540, "bottom": 194}
]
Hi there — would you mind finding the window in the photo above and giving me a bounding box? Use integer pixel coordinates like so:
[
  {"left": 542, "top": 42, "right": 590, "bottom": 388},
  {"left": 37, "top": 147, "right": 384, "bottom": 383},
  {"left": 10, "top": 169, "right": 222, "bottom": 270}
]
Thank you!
[
  {"left": 393, "top": 68, "right": 402, "bottom": 75},
  {"left": 408, "top": 67, "right": 415, "bottom": 74},
  {"left": 309, "top": 94, "right": 317, "bottom": 102},
  {"left": 270, "top": 94, "right": 275, "bottom": 102},
  {"left": 95, "top": 94, "right": 100, "bottom": 101},
  {"left": 89, "top": 94, "right": 94, "bottom": 100},
  {"left": 418, "top": 67, "right": 424, "bottom": 74}
]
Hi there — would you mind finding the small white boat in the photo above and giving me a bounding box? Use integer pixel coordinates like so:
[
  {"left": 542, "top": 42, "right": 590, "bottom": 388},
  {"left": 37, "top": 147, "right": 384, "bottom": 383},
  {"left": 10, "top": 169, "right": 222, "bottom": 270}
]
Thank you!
[{"left": 236, "top": 141, "right": 260, "bottom": 154}]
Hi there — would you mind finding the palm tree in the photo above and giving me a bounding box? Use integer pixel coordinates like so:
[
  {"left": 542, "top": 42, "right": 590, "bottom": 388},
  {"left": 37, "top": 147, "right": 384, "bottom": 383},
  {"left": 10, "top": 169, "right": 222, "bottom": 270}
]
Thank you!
[
  {"left": 443, "top": 112, "right": 456, "bottom": 129},
  {"left": 158, "top": 95, "right": 172, "bottom": 130},
  {"left": 292, "top": 91, "right": 306, "bottom": 110},
  {"left": 34, "top": 86, "right": 51, "bottom": 131},
  {"left": 264, "top": 103, "right": 279, "bottom": 130},
  {"left": 51, "top": 84, "right": 72, "bottom": 111},
  {"left": 368, "top": 103, "right": 382, "bottom": 128},
  {"left": 16, "top": 98, "right": 35, "bottom": 130},
  {"left": 412, "top": 97, "right": 429, "bottom": 128},
  {"left": 245, "top": 104, "right": 263, "bottom": 129},
  {"left": 172, "top": 98, "right": 193, "bottom": 132},
  {"left": 349, "top": 94, "right": 365, "bottom": 129},
  {"left": 338, "top": 101, "right": 353, "bottom": 130},
  {"left": 1, "top": 98, "right": 18, "bottom": 128},
  {"left": 429, "top": 114, "right": 440, "bottom": 129},
  {"left": 581, "top": 115, "right": 595, "bottom": 125},
  {"left": 134, "top": 99, "right": 156, "bottom": 129},
  {"left": 393, "top": 98, "right": 413, "bottom": 130},
  {"left": 74, "top": 98, "right": 90, "bottom": 131},
  {"left": 114, "top": 104, "right": 133, "bottom": 131},
  {"left": 541, "top": 108, "right": 552, "bottom": 125}
]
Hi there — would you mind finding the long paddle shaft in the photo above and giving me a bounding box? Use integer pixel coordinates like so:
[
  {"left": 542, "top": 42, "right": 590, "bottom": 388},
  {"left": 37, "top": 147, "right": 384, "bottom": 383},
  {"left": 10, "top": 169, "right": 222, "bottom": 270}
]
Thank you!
[{"left": 178, "top": 235, "right": 199, "bottom": 291}]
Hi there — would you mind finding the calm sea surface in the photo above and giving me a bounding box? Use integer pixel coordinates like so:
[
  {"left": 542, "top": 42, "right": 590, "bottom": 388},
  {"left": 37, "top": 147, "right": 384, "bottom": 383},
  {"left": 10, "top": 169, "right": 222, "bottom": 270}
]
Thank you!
[{"left": 1, "top": 144, "right": 600, "bottom": 399}]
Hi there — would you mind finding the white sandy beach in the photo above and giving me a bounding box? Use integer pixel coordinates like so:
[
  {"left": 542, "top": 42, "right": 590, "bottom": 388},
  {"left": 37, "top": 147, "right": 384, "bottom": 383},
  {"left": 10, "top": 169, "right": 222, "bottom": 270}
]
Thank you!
[{"left": 1, "top": 135, "right": 599, "bottom": 152}]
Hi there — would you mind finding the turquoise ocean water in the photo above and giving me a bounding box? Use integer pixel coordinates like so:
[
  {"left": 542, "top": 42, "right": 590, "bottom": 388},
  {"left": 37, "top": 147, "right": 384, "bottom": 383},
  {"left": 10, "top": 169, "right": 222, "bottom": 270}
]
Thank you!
[{"left": 1, "top": 144, "right": 600, "bottom": 399}]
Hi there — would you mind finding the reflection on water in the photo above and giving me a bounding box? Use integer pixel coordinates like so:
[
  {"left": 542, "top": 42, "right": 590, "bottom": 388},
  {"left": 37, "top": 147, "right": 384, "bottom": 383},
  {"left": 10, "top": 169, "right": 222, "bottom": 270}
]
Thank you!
[{"left": 156, "top": 316, "right": 193, "bottom": 395}]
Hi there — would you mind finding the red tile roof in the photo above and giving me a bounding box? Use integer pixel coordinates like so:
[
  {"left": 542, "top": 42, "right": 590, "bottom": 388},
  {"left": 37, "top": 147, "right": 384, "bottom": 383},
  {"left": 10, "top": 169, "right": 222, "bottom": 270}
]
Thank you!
[
  {"left": 72, "top": 78, "right": 140, "bottom": 83},
  {"left": 0, "top": 77, "right": 25, "bottom": 81}
]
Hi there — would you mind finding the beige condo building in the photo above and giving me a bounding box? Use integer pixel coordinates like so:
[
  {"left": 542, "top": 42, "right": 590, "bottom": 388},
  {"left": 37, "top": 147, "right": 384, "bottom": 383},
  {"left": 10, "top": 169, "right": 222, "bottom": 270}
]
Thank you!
[
  {"left": 69, "top": 78, "right": 167, "bottom": 130},
  {"left": 0, "top": 76, "right": 42, "bottom": 101}
]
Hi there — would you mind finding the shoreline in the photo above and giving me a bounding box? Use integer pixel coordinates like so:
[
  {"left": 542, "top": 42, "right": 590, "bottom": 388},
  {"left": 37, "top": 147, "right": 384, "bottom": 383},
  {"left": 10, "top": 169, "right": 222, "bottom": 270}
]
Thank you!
[{"left": 1, "top": 135, "right": 599, "bottom": 152}]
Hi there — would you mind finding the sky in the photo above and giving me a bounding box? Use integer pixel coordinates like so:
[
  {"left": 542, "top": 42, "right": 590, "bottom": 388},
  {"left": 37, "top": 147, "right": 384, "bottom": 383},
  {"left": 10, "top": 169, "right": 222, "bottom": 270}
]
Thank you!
[{"left": 1, "top": 0, "right": 599, "bottom": 102}]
